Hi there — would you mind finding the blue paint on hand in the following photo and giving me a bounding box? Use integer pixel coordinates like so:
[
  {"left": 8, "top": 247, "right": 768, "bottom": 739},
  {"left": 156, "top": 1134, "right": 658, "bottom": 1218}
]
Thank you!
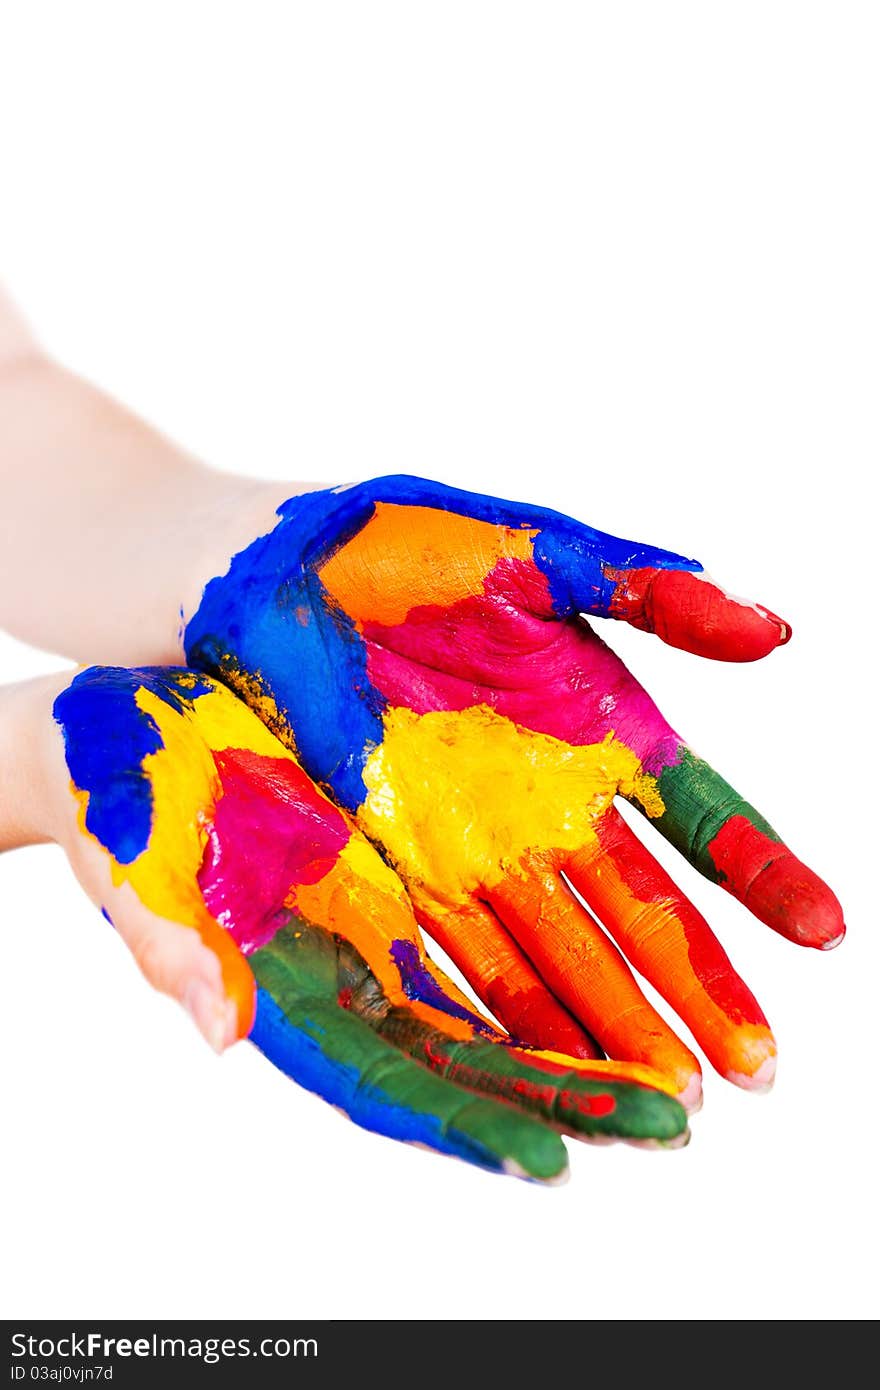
[
  {"left": 250, "top": 988, "right": 504, "bottom": 1170},
  {"left": 53, "top": 667, "right": 215, "bottom": 863},
  {"left": 185, "top": 475, "right": 700, "bottom": 806},
  {"left": 389, "top": 939, "right": 497, "bottom": 1037}
]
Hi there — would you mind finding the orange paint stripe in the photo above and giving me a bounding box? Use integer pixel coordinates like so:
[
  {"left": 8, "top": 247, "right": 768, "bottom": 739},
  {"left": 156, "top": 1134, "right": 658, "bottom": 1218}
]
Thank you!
[
  {"left": 484, "top": 852, "right": 702, "bottom": 1103},
  {"left": 318, "top": 501, "right": 536, "bottom": 627},
  {"left": 415, "top": 892, "right": 603, "bottom": 1059},
  {"left": 565, "top": 812, "right": 776, "bottom": 1089},
  {"left": 292, "top": 860, "right": 478, "bottom": 1042}
]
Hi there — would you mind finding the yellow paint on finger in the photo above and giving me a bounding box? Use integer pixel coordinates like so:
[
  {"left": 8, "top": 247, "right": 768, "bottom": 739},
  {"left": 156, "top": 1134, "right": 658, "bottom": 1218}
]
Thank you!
[{"left": 526, "top": 1050, "right": 683, "bottom": 1098}]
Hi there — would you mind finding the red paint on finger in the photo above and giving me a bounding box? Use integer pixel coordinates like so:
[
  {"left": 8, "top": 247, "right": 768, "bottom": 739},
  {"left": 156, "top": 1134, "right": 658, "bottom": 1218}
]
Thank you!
[
  {"left": 421, "top": 1039, "right": 617, "bottom": 1117},
  {"left": 708, "top": 815, "right": 846, "bottom": 949},
  {"left": 557, "top": 1088, "right": 616, "bottom": 1118},
  {"left": 484, "top": 977, "right": 603, "bottom": 1059},
  {"left": 593, "top": 813, "right": 768, "bottom": 1028},
  {"left": 606, "top": 566, "right": 791, "bottom": 662}
]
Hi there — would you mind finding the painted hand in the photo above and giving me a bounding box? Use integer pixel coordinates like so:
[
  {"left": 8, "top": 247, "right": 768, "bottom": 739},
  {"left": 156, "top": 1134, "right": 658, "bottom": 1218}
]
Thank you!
[
  {"left": 51, "top": 665, "right": 688, "bottom": 1178},
  {"left": 186, "top": 476, "right": 845, "bottom": 1108}
]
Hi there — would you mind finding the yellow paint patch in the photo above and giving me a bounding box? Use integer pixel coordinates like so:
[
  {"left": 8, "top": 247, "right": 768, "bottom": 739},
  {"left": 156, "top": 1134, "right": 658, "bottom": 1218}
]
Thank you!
[
  {"left": 528, "top": 1050, "right": 682, "bottom": 1098},
  {"left": 359, "top": 705, "right": 662, "bottom": 904},
  {"left": 339, "top": 834, "right": 409, "bottom": 903},
  {"left": 318, "top": 502, "right": 537, "bottom": 627},
  {"left": 196, "top": 662, "right": 298, "bottom": 755}
]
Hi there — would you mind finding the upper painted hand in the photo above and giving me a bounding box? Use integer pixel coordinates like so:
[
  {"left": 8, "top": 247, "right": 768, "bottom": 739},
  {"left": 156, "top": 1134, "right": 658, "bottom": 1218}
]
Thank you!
[{"left": 185, "top": 476, "right": 845, "bottom": 1107}]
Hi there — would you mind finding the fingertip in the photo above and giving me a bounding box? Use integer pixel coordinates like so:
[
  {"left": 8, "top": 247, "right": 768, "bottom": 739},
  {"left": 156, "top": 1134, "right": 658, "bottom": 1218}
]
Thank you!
[
  {"left": 610, "top": 566, "right": 793, "bottom": 662},
  {"left": 503, "top": 1156, "right": 571, "bottom": 1186},
  {"left": 677, "top": 1071, "right": 703, "bottom": 1116},
  {"left": 756, "top": 604, "right": 792, "bottom": 647},
  {"left": 821, "top": 925, "right": 846, "bottom": 951},
  {"left": 660, "top": 573, "right": 791, "bottom": 662},
  {"left": 708, "top": 816, "right": 846, "bottom": 950},
  {"left": 625, "top": 1125, "right": 691, "bottom": 1151},
  {"left": 742, "top": 857, "right": 847, "bottom": 950},
  {"left": 727, "top": 1052, "right": 777, "bottom": 1094},
  {"left": 206, "top": 928, "right": 257, "bottom": 1040},
  {"left": 183, "top": 979, "right": 239, "bottom": 1054},
  {"left": 227, "top": 965, "right": 257, "bottom": 1040}
]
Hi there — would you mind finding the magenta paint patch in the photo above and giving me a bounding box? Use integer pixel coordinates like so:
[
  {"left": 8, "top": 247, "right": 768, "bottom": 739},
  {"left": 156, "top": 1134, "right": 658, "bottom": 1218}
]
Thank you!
[
  {"left": 362, "top": 557, "right": 681, "bottom": 772},
  {"left": 198, "top": 748, "right": 351, "bottom": 953}
]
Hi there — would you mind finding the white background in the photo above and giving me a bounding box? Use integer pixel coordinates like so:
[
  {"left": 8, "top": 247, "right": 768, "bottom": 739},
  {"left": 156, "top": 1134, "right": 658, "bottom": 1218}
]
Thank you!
[{"left": 1, "top": 3, "right": 876, "bottom": 1322}]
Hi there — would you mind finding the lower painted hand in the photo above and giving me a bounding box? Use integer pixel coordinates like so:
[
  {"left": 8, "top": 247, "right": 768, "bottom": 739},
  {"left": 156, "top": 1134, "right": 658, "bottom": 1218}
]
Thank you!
[{"left": 48, "top": 665, "right": 688, "bottom": 1179}]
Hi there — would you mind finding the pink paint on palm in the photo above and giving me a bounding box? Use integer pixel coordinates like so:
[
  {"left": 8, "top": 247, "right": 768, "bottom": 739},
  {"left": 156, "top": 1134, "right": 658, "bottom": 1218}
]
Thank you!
[
  {"left": 198, "top": 748, "right": 351, "bottom": 953},
  {"left": 362, "top": 558, "right": 681, "bottom": 773}
]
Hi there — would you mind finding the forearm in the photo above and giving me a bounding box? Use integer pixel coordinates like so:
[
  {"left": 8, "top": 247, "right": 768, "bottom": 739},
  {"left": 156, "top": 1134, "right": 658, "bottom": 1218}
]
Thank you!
[
  {"left": 0, "top": 675, "right": 64, "bottom": 852},
  {"left": 0, "top": 290, "right": 299, "bottom": 663}
]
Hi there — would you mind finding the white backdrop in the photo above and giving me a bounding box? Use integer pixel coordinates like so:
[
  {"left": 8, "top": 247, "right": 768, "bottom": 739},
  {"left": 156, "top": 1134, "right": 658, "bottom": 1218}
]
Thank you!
[{"left": 0, "top": 3, "right": 876, "bottom": 1321}]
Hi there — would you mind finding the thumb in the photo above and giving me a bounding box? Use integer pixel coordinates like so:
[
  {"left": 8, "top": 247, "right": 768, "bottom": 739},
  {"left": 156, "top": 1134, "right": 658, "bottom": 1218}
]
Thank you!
[{"left": 101, "top": 882, "right": 255, "bottom": 1053}]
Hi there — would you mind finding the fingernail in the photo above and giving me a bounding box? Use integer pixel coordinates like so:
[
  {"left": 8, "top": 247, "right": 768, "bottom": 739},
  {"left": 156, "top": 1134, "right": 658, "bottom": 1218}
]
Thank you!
[
  {"left": 184, "top": 979, "right": 235, "bottom": 1054},
  {"left": 677, "top": 1072, "right": 703, "bottom": 1115},
  {"left": 757, "top": 605, "right": 792, "bottom": 645}
]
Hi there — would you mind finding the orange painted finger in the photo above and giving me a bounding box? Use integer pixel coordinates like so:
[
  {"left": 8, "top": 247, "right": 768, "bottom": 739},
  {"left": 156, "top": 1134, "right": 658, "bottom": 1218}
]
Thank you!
[
  {"left": 565, "top": 810, "right": 777, "bottom": 1091},
  {"left": 414, "top": 894, "right": 602, "bottom": 1059},
  {"left": 482, "top": 853, "right": 702, "bottom": 1110},
  {"left": 398, "top": 942, "right": 681, "bottom": 1101}
]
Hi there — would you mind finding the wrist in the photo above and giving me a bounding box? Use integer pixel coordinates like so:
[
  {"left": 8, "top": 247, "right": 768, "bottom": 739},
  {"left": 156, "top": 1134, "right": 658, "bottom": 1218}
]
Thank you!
[
  {"left": 179, "top": 476, "right": 322, "bottom": 648},
  {"left": 0, "top": 672, "right": 69, "bottom": 851}
]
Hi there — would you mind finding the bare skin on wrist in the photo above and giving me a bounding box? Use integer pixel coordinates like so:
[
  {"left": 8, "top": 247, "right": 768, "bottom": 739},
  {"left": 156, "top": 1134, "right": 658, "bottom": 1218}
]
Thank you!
[
  {"left": 0, "top": 294, "right": 311, "bottom": 667},
  {"left": 0, "top": 673, "right": 69, "bottom": 852}
]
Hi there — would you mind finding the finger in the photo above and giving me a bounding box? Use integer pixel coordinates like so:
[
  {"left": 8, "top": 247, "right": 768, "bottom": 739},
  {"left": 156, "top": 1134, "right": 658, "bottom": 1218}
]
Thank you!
[
  {"left": 381, "top": 922, "right": 685, "bottom": 1103},
  {"left": 601, "top": 566, "right": 790, "bottom": 662},
  {"left": 414, "top": 894, "right": 603, "bottom": 1059},
  {"left": 250, "top": 923, "right": 572, "bottom": 1180},
  {"left": 565, "top": 810, "right": 776, "bottom": 1090},
  {"left": 309, "top": 477, "right": 706, "bottom": 630},
  {"left": 55, "top": 665, "right": 259, "bottom": 1040},
  {"left": 71, "top": 841, "right": 255, "bottom": 1053},
  {"left": 638, "top": 744, "right": 845, "bottom": 949},
  {"left": 253, "top": 918, "right": 688, "bottom": 1155},
  {"left": 482, "top": 854, "right": 703, "bottom": 1109},
  {"left": 378, "top": 1012, "right": 689, "bottom": 1148},
  {"left": 508, "top": 495, "right": 789, "bottom": 660},
  {"left": 97, "top": 845, "right": 256, "bottom": 1046}
]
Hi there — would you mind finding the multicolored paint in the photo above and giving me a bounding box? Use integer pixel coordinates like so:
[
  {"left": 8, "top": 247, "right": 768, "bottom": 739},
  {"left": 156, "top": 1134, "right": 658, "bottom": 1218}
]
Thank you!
[
  {"left": 53, "top": 665, "right": 689, "bottom": 1179},
  {"left": 186, "top": 475, "right": 845, "bottom": 1097}
]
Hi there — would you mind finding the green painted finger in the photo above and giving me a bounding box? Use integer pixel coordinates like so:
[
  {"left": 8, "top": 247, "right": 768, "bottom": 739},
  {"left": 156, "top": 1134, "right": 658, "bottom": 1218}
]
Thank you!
[
  {"left": 249, "top": 924, "right": 570, "bottom": 1180},
  {"left": 377, "top": 1009, "right": 689, "bottom": 1146},
  {"left": 250, "top": 919, "right": 688, "bottom": 1172},
  {"left": 642, "top": 747, "right": 845, "bottom": 949}
]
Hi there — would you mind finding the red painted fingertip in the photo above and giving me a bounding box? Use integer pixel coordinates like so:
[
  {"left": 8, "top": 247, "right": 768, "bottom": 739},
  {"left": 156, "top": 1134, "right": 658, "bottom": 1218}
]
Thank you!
[
  {"left": 607, "top": 566, "right": 791, "bottom": 662},
  {"left": 756, "top": 604, "right": 793, "bottom": 646},
  {"left": 709, "top": 816, "right": 846, "bottom": 950}
]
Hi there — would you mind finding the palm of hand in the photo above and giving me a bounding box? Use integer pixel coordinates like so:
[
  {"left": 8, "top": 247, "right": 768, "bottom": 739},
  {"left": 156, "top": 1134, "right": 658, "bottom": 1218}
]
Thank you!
[
  {"left": 53, "top": 665, "right": 688, "bottom": 1179},
  {"left": 186, "top": 476, "right": 845, "bottom": 1102}
]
